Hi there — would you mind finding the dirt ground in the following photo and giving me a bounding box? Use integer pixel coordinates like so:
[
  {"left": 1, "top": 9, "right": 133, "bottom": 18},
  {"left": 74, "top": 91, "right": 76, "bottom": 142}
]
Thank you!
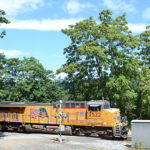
[{"left": 0, "top": 132, "right": 131, "bottom": 150}]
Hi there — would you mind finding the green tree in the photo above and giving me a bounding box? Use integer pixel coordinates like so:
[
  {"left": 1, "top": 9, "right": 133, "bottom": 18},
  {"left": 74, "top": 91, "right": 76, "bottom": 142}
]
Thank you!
[
  {"left": 0, "top": 9, "right": 10, "bottom": 38},
  {"left": 0, "top": 10, "right": 10, "bottom": 100},
  {"left": 0, "top": 54, "right": 7, "bottom": 96},
  {"left": 135, "top": 26, "right": 150, "bottom": 119},
  {"left": 58, "top": 10, "right": 140, "bottom": 117},
  {"left": 0, "top": 56, "right": 68, "bottom": 102},
  {"left": 0, "top": 9, "right": 68, "bottom": 103}
]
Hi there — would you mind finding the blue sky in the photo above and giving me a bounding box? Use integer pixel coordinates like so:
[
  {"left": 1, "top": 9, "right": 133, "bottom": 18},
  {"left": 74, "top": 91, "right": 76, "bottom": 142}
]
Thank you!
[{"left": 0, "top": 0, "right": 149, "bottom": 75}]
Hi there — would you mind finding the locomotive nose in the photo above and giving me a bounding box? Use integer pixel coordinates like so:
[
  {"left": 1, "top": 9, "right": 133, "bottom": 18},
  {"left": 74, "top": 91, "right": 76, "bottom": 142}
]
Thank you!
[{"left": 113, "top": 116, "right": 121, "bottom": 121}]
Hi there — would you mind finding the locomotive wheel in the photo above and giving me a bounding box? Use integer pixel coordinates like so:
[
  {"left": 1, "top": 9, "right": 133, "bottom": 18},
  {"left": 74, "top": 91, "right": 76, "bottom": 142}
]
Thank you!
[
  {"left": 84, "top": 132, "right": 91, "bottom": 136},
  {"left": 121, "top": 133, "right": 127, "bottom": 139},
  {"left": 121, "top": 127, "right": 128, "bottom": 139},
  {"left": 98, "top": 134, "right": 105, "bottom": 138},
  {"left": 1, "top": 126, "right": 8, "bottom": 132},
  {"left": 75, "top": 130, "right": 82, "bottom": 136},
  {"left": 73, "top": 128, "right": 84, "bottom": 136},
  {"left": 0, "top": 125, "right": 2, "bottom": 131}
]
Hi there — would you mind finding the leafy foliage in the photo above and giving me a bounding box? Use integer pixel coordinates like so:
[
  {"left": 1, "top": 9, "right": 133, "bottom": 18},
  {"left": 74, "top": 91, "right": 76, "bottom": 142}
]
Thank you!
[
  {"left": 58, "top": 10, "right": 150, "bottom": 120},
  {"left": 0, "top": 55, "right": 68, "bottom": 102},
  {"left": 0, "top": 9, "right": 149, "bottom": 120},
  {"left": 135, "top": 26, "right": 150, "bottom": 119},
  {"left": 0, "top": 9, "right": 10, "bottom": 38}
]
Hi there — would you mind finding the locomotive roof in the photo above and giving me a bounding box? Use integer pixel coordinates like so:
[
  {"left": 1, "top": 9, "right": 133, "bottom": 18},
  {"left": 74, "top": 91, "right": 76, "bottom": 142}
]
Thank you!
[
  {"left": 0, "top": 100, "right": 109, "bottom": 106},
  {"left": 87, "top": 100, "right": 110, "bottom": 106},
  {"left": 0, "top": 101, "right": 51, "bottom": 106}
]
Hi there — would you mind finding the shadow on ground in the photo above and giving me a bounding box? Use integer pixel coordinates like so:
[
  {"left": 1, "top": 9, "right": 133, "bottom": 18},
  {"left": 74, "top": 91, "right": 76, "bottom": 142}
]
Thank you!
[{"left": 0, "top": 132, "right": 6, "bottom": 139}]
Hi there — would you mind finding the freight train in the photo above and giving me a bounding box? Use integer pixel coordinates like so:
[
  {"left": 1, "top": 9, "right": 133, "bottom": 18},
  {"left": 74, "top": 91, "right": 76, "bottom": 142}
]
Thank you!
[{"left": 0, "top": 100, "right": 128, "bottom": 139}]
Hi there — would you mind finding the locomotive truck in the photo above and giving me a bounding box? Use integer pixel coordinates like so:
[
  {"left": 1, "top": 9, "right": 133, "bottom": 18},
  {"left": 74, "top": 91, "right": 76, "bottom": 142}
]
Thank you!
[{"left": 0, "top": 100, "right": 128, "bottom": 139}]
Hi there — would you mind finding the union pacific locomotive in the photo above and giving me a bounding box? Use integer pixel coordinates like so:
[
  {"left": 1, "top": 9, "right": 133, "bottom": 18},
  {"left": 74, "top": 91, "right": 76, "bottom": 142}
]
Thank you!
[{"left": 0, "top": 100, "right": 128, "bottom": 139}]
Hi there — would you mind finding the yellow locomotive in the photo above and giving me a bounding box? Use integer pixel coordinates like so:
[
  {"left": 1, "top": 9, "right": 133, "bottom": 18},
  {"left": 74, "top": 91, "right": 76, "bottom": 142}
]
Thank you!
[{"left": 0, "top": 100, "right": 128, "bottom": 139}]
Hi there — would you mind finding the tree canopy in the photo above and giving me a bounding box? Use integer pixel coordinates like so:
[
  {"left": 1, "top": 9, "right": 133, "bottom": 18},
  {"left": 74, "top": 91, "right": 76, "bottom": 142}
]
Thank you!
[
  {"left": 0, "top": 55, "right": 68, "bottom": 102},
  {"left": 0, "top": 9, "right": 10, "bottom": 38},
  {"left": 0, "top": 9, "right": 149, "bottom": 120},
  {"left": 0, "top": 9, "right": 68, "bottom": 102},
  {"left": 58, "top": 10, "right": 150, "bottom": 120}
]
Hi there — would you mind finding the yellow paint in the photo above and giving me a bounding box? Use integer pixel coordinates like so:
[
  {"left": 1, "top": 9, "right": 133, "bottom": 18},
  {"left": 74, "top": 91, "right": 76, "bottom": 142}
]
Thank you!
[{"left": 0, "top": 105, "right": 121, "bottom": 127}]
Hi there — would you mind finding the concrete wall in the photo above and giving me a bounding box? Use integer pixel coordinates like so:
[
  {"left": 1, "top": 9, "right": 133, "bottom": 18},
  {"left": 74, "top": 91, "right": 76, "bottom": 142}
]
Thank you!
[{"left": 132, "top": 120, "right": 150, "bottom": 149}]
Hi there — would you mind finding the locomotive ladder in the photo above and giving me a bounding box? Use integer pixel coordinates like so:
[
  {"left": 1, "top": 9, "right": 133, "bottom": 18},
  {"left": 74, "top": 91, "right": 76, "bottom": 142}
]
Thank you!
[{"left": 113, "top": 125, "right": 122, "bottom": 138}]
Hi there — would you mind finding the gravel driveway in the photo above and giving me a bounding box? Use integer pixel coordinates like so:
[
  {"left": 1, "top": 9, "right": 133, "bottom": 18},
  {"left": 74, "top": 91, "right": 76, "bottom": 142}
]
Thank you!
[{"left": 0, "top": 132, "right": 131, "bottom": 150}]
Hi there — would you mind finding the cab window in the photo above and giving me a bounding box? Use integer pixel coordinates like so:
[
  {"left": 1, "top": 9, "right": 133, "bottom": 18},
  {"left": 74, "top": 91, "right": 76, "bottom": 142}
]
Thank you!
[
  {"left": 103, "top": 105, "right": 110, "bottom": 109},
  {"left": 88, "top": 105, "right": 101, "bottom": 111}
]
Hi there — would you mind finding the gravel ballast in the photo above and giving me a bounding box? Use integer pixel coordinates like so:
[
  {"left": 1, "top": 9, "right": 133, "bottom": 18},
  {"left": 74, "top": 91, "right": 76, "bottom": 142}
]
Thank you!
[{"left": 0, "top": 132, "right": 131, "bottom": 150}]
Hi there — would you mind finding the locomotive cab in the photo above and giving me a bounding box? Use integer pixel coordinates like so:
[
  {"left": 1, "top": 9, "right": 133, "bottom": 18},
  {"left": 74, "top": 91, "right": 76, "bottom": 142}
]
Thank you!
[
  {"left": 87, "top": 100, "right": 110, "bottom": 119},
  {"left": 87, "top": 100, "right": 128, "bottom": 139}
]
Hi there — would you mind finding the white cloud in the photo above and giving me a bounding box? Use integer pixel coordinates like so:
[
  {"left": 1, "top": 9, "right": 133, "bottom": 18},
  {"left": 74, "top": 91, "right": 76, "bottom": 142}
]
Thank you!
[
  {"left": 128, "top": 24, "right": 147, "bottom": 33},
  {"left": 142, "top": 7, "right": 150, "bottom": 19},
  {"left": 65, "top": 1, "right": 94, "bottom": 15},
  {"left": 103, "top": 0, "right": 137, "bottom": 13},
  {"left": 0, "top": 18, "right": 82, "bottom": 31},
  {"left": 0, "top": 49, "right": 23, "bottom": 57},
  {"left": 55, "top": 72, "right": 67, "bottom": 80},
  {"left": 0, "top": 18, "right": 147, "bottom": 33},
  {"left": 0, "top": 0, "right": 44, "bottom": 16}
]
